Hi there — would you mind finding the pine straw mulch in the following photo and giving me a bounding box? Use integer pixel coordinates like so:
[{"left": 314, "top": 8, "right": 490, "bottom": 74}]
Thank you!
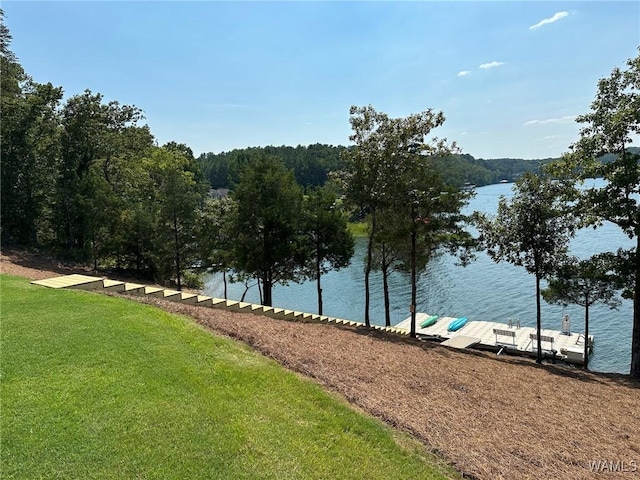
[{"left": 2, "top": 248, "right": 640, "bottom": 480}]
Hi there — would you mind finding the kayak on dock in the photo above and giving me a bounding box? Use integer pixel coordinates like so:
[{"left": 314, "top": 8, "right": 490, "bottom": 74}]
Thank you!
[
  {"left": 447, "top": 317, "right": 468, "bottom": 332},
  {"left": 420, "top": 315, "right": 439, "bottom": 328}
]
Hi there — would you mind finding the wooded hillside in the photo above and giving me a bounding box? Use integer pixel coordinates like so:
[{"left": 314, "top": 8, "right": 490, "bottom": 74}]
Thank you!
[{"left": 197, "top": 146, "right": 554, "bottom": 190}]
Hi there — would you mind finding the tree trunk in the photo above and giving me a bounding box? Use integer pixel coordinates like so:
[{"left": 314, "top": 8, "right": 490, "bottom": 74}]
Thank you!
[
  {"left": 26, "top": 177, "right": 37, "bottom": 246},
  {"left": 410, "top": 209, "right": 417, "bottom": 338},
  {"left": 64, "top": 194, "right": 74, "bottom": 250},
  {"left": 173, "top": 212, "right": 181, "bottom": 291},
  {"left": 133, "top": 243, "right": 139, "bottom": 273},
  {"left": 223, "top": 270, "right": 228, "bottom": 299},
  {"left": 382, "top": 251, "right": 391, "bottom": 327},
  {"left": 262, "top": 272, "right": 273, "bottom": 307},
  {"left": 92, "top": 234, "right": 98, "bottom": 271},
  {"left": 240, "top": 278, "right": 250, "bottom": 302},
  {"left": 584, "top": 300, "right": 590, "bottom": 371},
  {"left": 364, "top": 208, "right": 376, "bottom": 328},
  {"left": 631, "top": 236, "right": 640, "bottom": 378},
  {"left": 535, "top": 271, "right": 542, "bottom": 364},
  {"left": 316, "top": 248, "right": 323, "bottom": 315}
]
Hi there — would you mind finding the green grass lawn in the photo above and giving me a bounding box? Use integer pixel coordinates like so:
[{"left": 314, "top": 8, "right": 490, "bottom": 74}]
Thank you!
[
  {"left": 1, "top": 275, "right": 460, "bottom": 480},
  {"left": 347, "top": 221, "right": 369, "bottom": 238}
]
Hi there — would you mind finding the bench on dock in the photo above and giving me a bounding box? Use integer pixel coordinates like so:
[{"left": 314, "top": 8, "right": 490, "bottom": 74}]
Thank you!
[
  {"left": 528, "top": 333, "right": 555, "bottom": 352},
  {"left": 493, "top": 328, "right": 516, "bottom": 346}
]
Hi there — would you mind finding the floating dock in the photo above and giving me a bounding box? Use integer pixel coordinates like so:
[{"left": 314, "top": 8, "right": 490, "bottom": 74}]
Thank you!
[{"left": 394, "top": 313, "right": 593, "bottom": 365}]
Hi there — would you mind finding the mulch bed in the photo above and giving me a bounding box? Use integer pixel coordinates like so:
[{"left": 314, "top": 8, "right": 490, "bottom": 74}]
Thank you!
[{"left": 3, "top": 248, "right": 639, "bottom": 480}]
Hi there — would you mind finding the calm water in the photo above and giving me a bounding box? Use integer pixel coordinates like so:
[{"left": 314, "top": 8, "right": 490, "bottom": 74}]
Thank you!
[{"left": 204, "top": 180, "right": 635, "bottom": 374}]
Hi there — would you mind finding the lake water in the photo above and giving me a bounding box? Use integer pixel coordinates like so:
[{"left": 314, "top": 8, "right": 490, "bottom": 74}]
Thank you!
[{"left": 204, "top": 180, "right": 635, "bottom": 374}]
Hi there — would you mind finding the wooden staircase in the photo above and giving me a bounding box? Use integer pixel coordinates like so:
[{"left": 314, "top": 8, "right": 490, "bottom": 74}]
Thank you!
[{"left": 31, "top": 274, "right": 409, "bottom": 335}]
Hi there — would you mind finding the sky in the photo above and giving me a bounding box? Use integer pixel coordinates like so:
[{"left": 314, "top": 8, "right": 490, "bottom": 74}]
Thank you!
[{"left": 3, "top": 1, "right": 639, "bottom": 159}]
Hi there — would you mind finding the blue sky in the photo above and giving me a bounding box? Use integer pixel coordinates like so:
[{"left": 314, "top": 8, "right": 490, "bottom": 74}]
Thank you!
[{"left": 3, "top": 1, "right": 639, "bottom": 159}]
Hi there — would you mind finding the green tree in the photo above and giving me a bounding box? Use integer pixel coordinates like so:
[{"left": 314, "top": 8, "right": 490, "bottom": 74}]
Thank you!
[
  {"left": 341, "top": 105, "right": 469, "bottom": 332},
  {"left": 232, "top": 154, "right": 306, "bottom": 307},
  {"left": 371, "top": 187, "right": 472, "bottom": 332},
  {"left": 477, "top": 173, "right": 577, "bottom": 363},
  {"left": 197, "top": 144, "right": 347, "bottom": 189},
  {"left": 146, "top": 146, "right": 207, "bottom": 290},
  {"left": 1, "top": 12, "right": 63, "bottom": 245},
  {"left": 197, "top": 196, "right": 238, "bottom": 298},
  {"left": 57, "top": 90, "right": 151, "bottom": 254},
  {"left": 392, "top": 149, "right": 474, "bottom": 338},
  {"left": 1, "top": 80, "right": 62, "bottom": 245},
  {"left": 546, "top": 50, "right": 640, "bottom": 377},
  {"left": 370, "top": 207, "right": 408, "bottom": 327},
  {"left": 542, "top": 255, "right": 621, "bottom": 370},
  {"left": 163, "top": 141, "right": 195, "bottom": 161},
  {"left": 302, "top": 186, "right": 354, "bottom": 315},
  {"left": 340, "top": 106, "right": 393, "bottom": 327},
  {"left": 105, "top": 147, "right": 159, "bottom": 277},
  {"left": 0, "top": 9, "right": 21, "bottom": 97},
  {"left": 78, "top": 165, "right": 121, "bottom": 270}
]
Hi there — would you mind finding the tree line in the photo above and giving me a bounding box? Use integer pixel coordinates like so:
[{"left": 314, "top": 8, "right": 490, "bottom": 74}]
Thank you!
[
  {"left": 0, "top": 12, "right": 354, "bottom": 309},
  {"left": 1, "top": 11, "right": 207, "bottom": 287},
  {"left": 197, "top": 144, "right": 553, "bottom": 191},
  {"left": 198, "top": 144, "right": 347, "bottom": 189}
]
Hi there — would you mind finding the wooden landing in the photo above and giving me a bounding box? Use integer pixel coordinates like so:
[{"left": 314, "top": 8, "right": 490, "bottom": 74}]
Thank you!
[
  {"left": 441, "top": 335, "right": 481, "bottom": 349},
  {"left": 31, "top": 274, "right": 104, "bottom": 290}
]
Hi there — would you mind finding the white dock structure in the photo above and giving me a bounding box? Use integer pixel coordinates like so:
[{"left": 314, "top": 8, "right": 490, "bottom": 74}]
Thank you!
[{"left": 394, "top": 313, "right": 593, "bottom": 365}]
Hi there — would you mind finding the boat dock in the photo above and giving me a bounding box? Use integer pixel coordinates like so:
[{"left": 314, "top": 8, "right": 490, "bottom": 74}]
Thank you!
[{"left": 394, "top": 313, "right": 593, "bottom": 365}]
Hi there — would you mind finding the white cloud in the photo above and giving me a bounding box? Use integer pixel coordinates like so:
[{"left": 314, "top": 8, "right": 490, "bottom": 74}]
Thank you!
[
  {"left": 479, "top": 61, "right": 506, "bottom": 70},
  {"left": 529, "top": 11, "right": 569, "bottom": 30},
  {"left": 523, "top": 115, "right": 577, "bottom": 126},
  {"left": 460, "top": 131, "right": 468, "bottom": 136},
  {"left": 457, "top": 70, "right": 471, "bottom": 77}
]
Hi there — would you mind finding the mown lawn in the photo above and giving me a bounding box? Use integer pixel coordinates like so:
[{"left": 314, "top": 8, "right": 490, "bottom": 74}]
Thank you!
[{"left": 1, "top": 275, "right": 460, "bottom": 480}]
